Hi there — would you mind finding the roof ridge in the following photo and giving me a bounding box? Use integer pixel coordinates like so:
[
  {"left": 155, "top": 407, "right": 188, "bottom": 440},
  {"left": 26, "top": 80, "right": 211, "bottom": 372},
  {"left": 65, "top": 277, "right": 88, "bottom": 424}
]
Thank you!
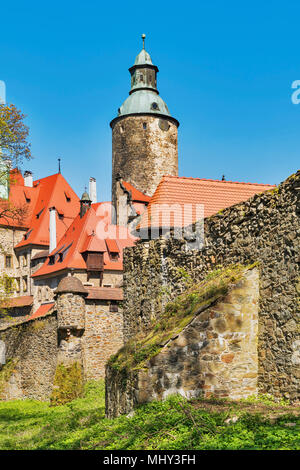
[{"left": 160, "top": 174, "right": 275, "bottom": 187}]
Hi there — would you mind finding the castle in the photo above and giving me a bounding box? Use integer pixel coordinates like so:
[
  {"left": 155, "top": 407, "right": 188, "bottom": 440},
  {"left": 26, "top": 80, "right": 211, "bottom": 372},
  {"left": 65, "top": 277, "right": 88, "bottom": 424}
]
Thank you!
[{"left": 1, "top": 37, "right": 297, "bottom": 408}]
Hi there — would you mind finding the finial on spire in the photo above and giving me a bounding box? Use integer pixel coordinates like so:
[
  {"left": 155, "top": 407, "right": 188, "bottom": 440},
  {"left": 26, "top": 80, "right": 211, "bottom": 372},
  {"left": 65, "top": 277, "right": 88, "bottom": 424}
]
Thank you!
[
  {"left": 142, "top": 33, "right": 146, "bottom": 49},
  {"left": 58, "top": 158, "right": 61, "bottom": 173}
]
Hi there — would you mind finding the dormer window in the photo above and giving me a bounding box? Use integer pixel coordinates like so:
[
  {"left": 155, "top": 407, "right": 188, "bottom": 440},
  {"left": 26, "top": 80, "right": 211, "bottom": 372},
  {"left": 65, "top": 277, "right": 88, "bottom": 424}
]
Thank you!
[
  {"left": 64, "top": 191, "right": 71, "bottom": 202},
  {"left": 151, "top": 102, "right": 159, "bottom": 110},
  {"left": 36, "top": 208, "right": 44, "bottom": 219},
  {"left": 58, "top": 243, "right": 72, "bottom": 263},
  {"left": 24, "top": 229, "right": 33, "bottom": 240},
  {"left": 105, "top": 239, "right": 120, "bottom": 261},
  {"left": 24, "top": 190, "right": 31, "bottom": 203}
]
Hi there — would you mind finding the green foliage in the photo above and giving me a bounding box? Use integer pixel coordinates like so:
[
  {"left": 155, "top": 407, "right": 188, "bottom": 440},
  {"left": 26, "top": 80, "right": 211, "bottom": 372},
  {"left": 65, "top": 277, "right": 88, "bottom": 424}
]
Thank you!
[
  {"left": 0, "top": 273, "right": 15, "bottom": 318},
  {"left": 108, "top": 264, "right": 250, "bottom": 372},
  {"left": 0, "top": 382, "right": 298, "bottom": 450},
  {"left": 50, "top": 362, "right": 84, "bottom": 406},
  {"left": 0, "top": 359, "right": 18, "bottom": 395},
  {"left": 241, "top": 393, "right": 290, "bottom": 407},
  {"left": 0, "top": 103, "right": 32, "bottom": 165}
]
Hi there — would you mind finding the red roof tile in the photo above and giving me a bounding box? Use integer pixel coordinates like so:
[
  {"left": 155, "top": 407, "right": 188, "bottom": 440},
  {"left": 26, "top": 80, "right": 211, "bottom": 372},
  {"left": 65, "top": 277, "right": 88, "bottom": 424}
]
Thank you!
[
  {"left": 14, "top": 173, "right": 80, "bottom": 248},
  {"left": 0, "top": 170, "right": 80, "bottom": 242},
  {"left": 0, "top": 171, "right": 39, "bottom": 229},
  {"left": 32, "top": 205, "right": 137, "bottom": 278},
  {"left": 106, "top": 238, "right": 120, "bottom": 253},
  {"left": 2, "top": 295, "right": 33, "bottom": 308},
  {"left": 121, "top": 180, "right": 151, "bottom": 203},
  {"left": 81, "top": 233, "right": 107, "bottom": 253},
  {"left": 27, "top": 302, "right": 55, "bottom": 320},
  {"left": 86, "top": 287, "right": 123, "bottom": 301},
  {"left": 138, "top": 175, "right": 276, "bottom": 229}
]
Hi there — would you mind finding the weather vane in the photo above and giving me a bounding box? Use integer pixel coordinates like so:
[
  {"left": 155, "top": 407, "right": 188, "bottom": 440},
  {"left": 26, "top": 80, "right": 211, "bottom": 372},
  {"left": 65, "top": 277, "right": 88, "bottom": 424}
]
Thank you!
[{"left": 142, "top": 33, "right": 146, "bottom": 49}]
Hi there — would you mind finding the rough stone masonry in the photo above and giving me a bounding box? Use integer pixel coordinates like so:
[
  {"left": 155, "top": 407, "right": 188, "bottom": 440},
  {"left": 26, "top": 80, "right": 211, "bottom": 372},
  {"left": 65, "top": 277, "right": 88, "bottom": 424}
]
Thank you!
[{"left": 106, "top": 170, "right": 300, "bottom": 416}]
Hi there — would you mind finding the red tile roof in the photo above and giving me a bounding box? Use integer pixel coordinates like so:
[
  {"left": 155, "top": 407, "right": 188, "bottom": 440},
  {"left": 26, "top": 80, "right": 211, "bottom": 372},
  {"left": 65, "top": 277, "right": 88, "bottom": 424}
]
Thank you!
[
  {"left": 27, "top": 302, "right": 55, "bottom": 320},
  {"left": 138, "top": 175, "right": 276, "bottom": 229},
  {"left": 32, "top": 205, "right": 137, "bottom": 278},
  {"left": 0, "top": 171, "right": 39, "bottom": 229},
  {"left": 0, "top": 170, "right": 80, "bottom": 246},
  {"left": 86, "top": 287, "right": 123, "bottom": 301},
  {"left": 15, "top": 173, "right": 80, "bottom": 249},
  {"left": 106, "top": 238, "right": 120, "bottom": 253},
  {"left": 2, "top": 295, "right": 33, "bottom": 308},
  {"left": 121, "top": 180, "right": 151, "bottom": 203},
  {"left": 81, "top": 233, "right": 107, "bottom": 253}
]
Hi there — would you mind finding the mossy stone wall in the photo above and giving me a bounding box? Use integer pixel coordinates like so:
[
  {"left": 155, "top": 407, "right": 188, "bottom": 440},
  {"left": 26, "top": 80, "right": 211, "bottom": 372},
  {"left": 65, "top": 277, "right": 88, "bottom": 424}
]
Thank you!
[
  {"left": 121, "top": 171, "right": 300, "bottom": 401},
  {"left": 0, "top": 314, "right": 58, "bottom": 400}
]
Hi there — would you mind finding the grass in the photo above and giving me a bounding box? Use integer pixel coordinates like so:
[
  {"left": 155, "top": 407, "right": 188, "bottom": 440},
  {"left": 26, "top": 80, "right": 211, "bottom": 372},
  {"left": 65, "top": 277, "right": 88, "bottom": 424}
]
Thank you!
[
  {"left": 0, "top": 381, "right": 299, "bottom": 450},
  {"left": 109, "top": 264, "right": 254, "bottom": 372}
]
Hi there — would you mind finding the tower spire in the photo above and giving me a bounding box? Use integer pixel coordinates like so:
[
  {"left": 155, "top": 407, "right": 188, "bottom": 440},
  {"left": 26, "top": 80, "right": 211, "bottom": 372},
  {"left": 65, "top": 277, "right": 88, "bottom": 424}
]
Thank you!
[{"left": 142, "top": 33, "right": 146, "bottom": 50}]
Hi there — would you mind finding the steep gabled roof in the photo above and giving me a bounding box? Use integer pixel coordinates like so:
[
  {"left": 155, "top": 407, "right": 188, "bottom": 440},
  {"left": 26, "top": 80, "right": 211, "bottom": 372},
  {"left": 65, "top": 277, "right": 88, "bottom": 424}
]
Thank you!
[
  {"left": 32, "top": 205, "right": 137, "bottom": 278},
  {"left": 121, "top": 180, "right": 151, "bottom": 203},
  {"left": 14, "top": 173, "right": 80, "bottom": 249},
  {"left": 0, "top": 169, "right": 39, "bottom": 229},
  {"left": 138, "top": 175, "right": 276, "bottom": 229}
]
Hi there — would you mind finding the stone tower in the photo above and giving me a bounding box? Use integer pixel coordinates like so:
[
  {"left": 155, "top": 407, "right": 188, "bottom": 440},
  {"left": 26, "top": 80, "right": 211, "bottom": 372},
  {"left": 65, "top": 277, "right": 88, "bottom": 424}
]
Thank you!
[{"left": 110, "top": 35, "right": 179, "bottom": 214}]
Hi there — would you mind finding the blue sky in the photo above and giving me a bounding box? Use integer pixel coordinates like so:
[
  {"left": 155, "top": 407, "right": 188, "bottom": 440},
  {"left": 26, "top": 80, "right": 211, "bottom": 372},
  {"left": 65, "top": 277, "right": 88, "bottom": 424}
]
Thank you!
[{"left": 0, "top": 0, "right": 299, "bottom": 201}]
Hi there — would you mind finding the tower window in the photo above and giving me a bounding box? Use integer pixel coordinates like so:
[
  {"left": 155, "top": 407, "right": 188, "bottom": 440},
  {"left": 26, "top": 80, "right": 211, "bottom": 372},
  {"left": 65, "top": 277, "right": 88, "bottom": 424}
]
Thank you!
[
  {"left": 151, "top": 102, "right": 159, "bottom": 110},
  {"left": 143, "top": 123, "right": 147, "bottom": 129}
]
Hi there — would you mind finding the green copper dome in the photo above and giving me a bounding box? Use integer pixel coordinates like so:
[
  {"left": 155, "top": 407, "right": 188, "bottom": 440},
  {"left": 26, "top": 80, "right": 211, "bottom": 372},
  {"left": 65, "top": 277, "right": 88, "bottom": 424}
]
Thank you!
[
  {"left": 113, "top": 35, "right": 174, "bottom": 121},
  {"left": 118, "top": 90, "right": 170, "bottom": 117},
  {"left": 81, "top": 191, "right": 91, "bottom": 202}
]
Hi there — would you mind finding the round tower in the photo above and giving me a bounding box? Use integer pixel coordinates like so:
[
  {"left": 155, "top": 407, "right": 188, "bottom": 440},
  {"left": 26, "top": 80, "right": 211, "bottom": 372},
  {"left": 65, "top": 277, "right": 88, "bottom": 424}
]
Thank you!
[
  {"left": 110, "top": 35, "right": 179, "bottom": 210},
  {"left": 55, "top": 276, "right": 87, "bottom": 331}
]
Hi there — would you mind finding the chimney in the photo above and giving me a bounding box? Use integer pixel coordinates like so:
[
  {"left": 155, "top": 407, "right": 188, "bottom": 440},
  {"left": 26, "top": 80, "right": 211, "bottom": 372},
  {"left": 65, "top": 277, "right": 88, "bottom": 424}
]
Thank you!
[
  {"left": 49, "top": 207, "right": 56, "bottom": 253},
  {"left": 24, "top": 171, "right": 33, "bottom": 187},
  {"left": 89, "top": 177, "right": 97, "bottom": 204}
]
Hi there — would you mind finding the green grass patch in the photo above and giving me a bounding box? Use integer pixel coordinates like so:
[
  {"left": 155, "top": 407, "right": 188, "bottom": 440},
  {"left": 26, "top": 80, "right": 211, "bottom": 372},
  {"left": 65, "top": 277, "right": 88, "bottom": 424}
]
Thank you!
[
  {"left": 109, "top": 264, "right": 254, "bottom": 372},
  {"left": 0, "top": 381, "right": 299, "bottom": 450}
]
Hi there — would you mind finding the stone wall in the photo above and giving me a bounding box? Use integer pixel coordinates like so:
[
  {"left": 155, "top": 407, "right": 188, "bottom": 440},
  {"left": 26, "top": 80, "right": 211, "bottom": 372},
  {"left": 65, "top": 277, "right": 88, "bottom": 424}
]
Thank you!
[
  {"left": 121, "top": 171, "right": 300, "bottom": 401},
  {"left": 0, "top": 313, "right": 58, "bottom": 400},
  {"left": 84, "top": 300, "right": 124, "bottom": 380},
  {"left": 0, "top": 226, "right": 31, "bottom": 298},
  {"left": 106, "top": 268, "right": 259, "bottom": 417}
]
